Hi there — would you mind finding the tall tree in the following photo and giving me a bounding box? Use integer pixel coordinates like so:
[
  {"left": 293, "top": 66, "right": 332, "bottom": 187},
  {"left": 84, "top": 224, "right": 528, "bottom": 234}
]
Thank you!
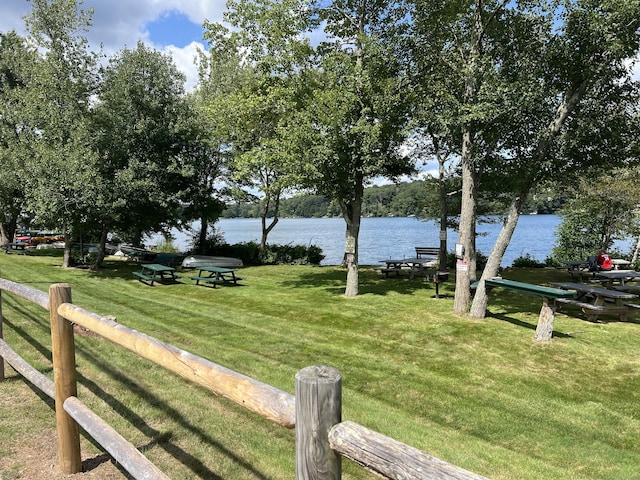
[
  {"left": 20, "top": 0, "right": 100, "bottom": 268},
  {"left": 298, "top": 0, "right": 414, "bottom": 296},
  {"left": 220, "top": 0, "right": 413, "bottom": 296},
  {"left": 412, "top": 0, "right": 640, "bottom": 315},
  {"left": 0, "top": 32, "right": 35, "bottom": 246},
  {"left": 468, "top": 0, "right": 640, "bottom": 318},
  {"left": 91, "top": 42, "right": 191, "bottom": 265},
  {"left": 203, "top": 12, "right": 313, "bottom": 250}
]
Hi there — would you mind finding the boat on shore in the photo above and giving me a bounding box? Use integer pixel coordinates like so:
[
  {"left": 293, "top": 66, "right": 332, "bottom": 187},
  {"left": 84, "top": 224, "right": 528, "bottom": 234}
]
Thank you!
[{"left": 182, "top": 255, "right": 243, "bottom": 269}]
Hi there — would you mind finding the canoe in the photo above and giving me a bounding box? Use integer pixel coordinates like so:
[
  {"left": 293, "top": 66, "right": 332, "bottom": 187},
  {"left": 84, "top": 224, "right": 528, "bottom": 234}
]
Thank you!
[{"left": 182, "top": 255, "right": 243, "bottom": 269}]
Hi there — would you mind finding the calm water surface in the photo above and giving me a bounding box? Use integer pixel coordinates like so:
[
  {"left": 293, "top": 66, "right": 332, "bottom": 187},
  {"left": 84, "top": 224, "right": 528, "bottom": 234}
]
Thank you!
[{"left": 160, "top": 214, "right": 632, "bottom": 267}]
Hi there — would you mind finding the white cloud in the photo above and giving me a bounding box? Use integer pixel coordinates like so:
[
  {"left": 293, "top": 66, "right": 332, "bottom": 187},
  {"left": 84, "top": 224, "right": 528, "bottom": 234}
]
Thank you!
[
  {"left": 0, "top": 0, "right": 223, "bottom": 92},
  {"left": 163, "top": 42, "right": 205, "bottom": 93}
]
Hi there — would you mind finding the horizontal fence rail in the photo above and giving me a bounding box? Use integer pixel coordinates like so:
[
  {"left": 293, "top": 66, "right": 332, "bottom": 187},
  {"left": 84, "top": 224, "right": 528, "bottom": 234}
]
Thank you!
[
  {"left": 329, "top": 421, "right": 488, "bottom": 480},
  {"left": 0, "top": 278, "right": 50, "bottom": 310},
  {"left": 0, "top": 338, "right": 55, "bottom": 399},
  {"left": 58, "top": 303, "right": 296, "bottom": 428},
  {"left": 63, "top": 396, "right": 170, "bottom": 480},
  {"left": 0, "top": 279, "right": 488, "bottom": 479}
]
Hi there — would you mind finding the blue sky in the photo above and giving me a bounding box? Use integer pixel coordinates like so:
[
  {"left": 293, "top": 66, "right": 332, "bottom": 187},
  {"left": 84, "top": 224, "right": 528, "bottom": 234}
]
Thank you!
[
  {"left": 0, "top": 1, "right": 227, "bottom": 90},
  {"left": 146, "top": 11, "right": 206, "bottom": 49}
]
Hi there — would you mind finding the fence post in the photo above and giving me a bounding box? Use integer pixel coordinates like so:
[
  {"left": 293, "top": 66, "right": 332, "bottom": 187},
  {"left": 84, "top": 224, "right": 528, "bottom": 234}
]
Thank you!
[
  {"left": 49, "top": 283, "right": 81, "bottom": 474},
  {"left": 295, "top": 366, "right": 342, "bottom": 480}
]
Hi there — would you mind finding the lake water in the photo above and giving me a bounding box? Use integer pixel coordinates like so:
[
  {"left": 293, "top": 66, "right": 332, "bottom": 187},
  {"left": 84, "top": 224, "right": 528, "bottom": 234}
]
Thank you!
[{"left": 156, "top": 215, "right": 634, "bottom": 266}]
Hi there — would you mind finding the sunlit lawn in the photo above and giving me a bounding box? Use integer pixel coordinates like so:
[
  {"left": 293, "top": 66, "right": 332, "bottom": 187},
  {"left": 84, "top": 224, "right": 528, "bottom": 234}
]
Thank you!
[{"left": 0, "top": 252, "right": 639, "bottom": 479}]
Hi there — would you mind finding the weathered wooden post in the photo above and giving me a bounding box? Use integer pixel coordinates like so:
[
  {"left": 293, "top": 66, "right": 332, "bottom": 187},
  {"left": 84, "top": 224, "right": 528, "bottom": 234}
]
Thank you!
[
  {"left": 296, "top": 366, "right": 342, "bottom": 480},
  {"left": 534, "top": 298, "right": 555, "bottom": 342},
  {"left": 49, "top": 283, "right": 81, "bottom": 474}
]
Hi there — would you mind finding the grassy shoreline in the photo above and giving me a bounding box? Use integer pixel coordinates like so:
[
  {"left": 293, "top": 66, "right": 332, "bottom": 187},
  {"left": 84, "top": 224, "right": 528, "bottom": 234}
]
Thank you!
[{"left": 1, "top": 253, "right": 639, "bottom": 479}]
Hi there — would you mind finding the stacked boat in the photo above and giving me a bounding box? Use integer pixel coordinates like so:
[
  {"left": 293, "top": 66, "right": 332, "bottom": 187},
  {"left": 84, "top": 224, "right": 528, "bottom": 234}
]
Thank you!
[{"left": 181, "top": 255, "right": 243, "bottom": 269}]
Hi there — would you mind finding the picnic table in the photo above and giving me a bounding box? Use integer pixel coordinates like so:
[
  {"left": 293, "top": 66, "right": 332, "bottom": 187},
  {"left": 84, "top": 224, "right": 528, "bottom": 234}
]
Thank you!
[
  {"left": 378, "top": 257, "right": 436, "bottom": 279},
  {"left": 551, "top": 281, "right": 640, "bottom": 322},
  {"left": 612, "top": 259, "right": 632, "bottom": 269},
  {"left": 189, "top": 266, "right": 243, "bottom": 287},
  {"left": 559, "top": 260, "right": 593, "bottom": 281},
  {"left": 3, "top": 243, "right": 29, "bottom": 254},
  {"left": 594, "top": 270, "right": 640, "bottom": 287},
  {"left": 133, "top": 263, "right": 181, "bottom": 286}
]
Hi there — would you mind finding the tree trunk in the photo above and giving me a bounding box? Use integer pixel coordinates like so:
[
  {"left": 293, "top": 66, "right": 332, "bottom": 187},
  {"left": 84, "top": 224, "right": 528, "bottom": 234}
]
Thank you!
[
  {"left": 91, "top": 226, "right": 109, "bottom": 271},
  {"left": 341, "top": 184, "right": 363, "bottom": 298},
  {"left": 470, "top": 191, "right": 526, "bottom": 318},
  {"left": 62, "top": 232, "right": 72, "bottom": 268},
  {"left": 632, "top": 236, "right": 640, "bottom": 264},
  {"left": 0, "top": 214, "right": 18, "bottom": 247},
  {"left": 197, "top": 216, "right": 209, "bottom": 254},
  {"left": 453, "top": 146, "right": 477, "bottom": 315},
  {"left": 453, "top": 3, "right": 482, "bottom": 315},
  {"left": 437, "top": 142, "right": 449, "bottom": 272},
  {"left": 260, "top": 191, "right": 281, "bottom": 250},
  {"left": 343, "top": 219, "right": 360, "bottom": 297}
]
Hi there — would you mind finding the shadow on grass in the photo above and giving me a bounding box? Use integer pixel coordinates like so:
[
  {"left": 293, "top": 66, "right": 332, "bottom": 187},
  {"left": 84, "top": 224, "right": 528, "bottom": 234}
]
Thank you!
[
  {"left": 74, "top": 340, "right": 273, "bottom": 480},
  {"left": 487, "top": 310, "right": 572, "bottom": 339},
  {"left": 279, "top": 265, "right": 448, "bottom": 297},
  {"left": 1, "top": 312, "right": 53, "bottom": 363}
]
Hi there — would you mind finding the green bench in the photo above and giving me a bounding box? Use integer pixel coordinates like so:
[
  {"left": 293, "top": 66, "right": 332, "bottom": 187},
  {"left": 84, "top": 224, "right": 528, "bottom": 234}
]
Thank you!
[
  {"left": 133, "top": 270, "right": 181, "bottom": 286},
  {"left": 189, "top": 275, "right": 225, "bottom": 287},
  {"left": 133, "top": 271, "right": 160, "bottom": 285},
  {"left": 480, "top": 277, "right": 577, "bottom": 342},
  {"left": 484, "top": 278, "right": 576, "bottom": 299}
]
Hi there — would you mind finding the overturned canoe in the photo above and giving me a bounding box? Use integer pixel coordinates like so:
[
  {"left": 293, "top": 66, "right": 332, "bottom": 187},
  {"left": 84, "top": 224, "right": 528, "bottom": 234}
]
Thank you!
[{"left": 182, "top": 255, "right": 243, "bottom": 269}]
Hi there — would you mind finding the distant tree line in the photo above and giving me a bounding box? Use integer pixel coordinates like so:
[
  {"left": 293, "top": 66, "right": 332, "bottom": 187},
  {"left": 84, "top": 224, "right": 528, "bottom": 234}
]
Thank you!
[{"left": 221, "top": 181, "right": 570, "bottom": 219}]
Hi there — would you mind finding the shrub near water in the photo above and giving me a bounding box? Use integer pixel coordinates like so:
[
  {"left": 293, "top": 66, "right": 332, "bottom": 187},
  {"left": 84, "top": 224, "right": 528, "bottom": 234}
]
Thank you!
[{"left": 207, "top": 241, "right": 325, "bottom": 266}]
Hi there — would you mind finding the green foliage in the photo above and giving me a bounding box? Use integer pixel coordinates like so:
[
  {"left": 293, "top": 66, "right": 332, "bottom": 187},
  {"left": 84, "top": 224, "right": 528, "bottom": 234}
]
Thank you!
[
  {"left": 92, "top": 42, "right": 190, "bottom": 246},
  {"left": 19, "top": 0, "right": 100, "bottom": 256},
  {"left": 192, "top": 226, "right": 325, "bottom": 265},
  {"left": 207, "top": 241, "right": 325, "bottom": 266},
  {"left": 551, "top": 172, "right": 640, "bottom": 262},
  {"left": 154, "top": 238, "right": 180, "bottom": 253},
  {"left": 0, "top": 32, "right": 35, "bottom": 244},
  {"left": 512, "top": 254, "right": 546, "bottom": 268}
]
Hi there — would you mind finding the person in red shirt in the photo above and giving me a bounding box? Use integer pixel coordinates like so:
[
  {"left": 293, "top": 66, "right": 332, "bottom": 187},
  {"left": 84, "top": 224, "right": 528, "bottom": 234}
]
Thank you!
[{"left": 596, "top": 250, "right": 613, "bottom": 271}]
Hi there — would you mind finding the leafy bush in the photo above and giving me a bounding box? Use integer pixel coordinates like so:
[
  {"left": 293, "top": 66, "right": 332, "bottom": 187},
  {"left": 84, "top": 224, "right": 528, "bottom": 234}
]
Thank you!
[
  {"left": 154, "top": 238, "right": 180, "bottom": 253},
  {"left": 204, "top": 241, "right": 325, "bottom": 266},
  {"left": 512, "top": 254, "right": 546, "bottom": 268}
]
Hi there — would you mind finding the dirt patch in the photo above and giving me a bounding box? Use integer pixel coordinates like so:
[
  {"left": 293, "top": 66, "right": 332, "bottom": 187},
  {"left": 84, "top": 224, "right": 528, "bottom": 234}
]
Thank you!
[{"left": 0, "top": 429, "right": 129, "bottom": 480}]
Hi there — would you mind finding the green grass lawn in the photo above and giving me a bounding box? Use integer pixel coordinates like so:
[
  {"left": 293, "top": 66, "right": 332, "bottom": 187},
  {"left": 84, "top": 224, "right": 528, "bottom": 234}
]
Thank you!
[{"left": 0, "top": 253, "right": 639, "bottom": 479}]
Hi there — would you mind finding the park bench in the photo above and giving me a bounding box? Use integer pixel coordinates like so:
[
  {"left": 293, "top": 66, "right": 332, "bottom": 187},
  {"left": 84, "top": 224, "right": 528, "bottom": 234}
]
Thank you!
[
  {"left": 188, "top": 275, "right": 225, "bottom": 287},
  {"left": 415, "top": 246, "right": 439, "bottom": 265},
  {"left": 132, "top": 271, "right": 156, "bottom": 283},
  {"left": 480, "top": 277, "right": 577, "bottom": 341},
  {"left": 133, "top": 264, "right": 182, "bottom": 286}
]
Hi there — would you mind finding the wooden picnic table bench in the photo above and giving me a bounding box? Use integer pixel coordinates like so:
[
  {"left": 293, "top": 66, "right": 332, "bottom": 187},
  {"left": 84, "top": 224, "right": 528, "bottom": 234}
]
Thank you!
[
  {"left": 480, "top": 277, "right": 576, "bottom": 341},
  {"left": 415, "top": 246, "right": 439, "bottom": 261},
  {"left": 3, "top": 242, "right": 29, "bottom": 254},
  {"left": 190, "top": 266, "right": 243, "bottom": 287},
  {"left": 551, "top": 282, "right": 640, "bottom": 323},
  {"left": 133, "top": 263, "right": 181, "bottom": 286}
]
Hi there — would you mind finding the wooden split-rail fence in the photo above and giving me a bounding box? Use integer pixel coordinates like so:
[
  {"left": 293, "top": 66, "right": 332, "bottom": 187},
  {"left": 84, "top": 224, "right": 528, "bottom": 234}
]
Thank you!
[{"left": 0, "top": 278, "right": 488, "bottom": 480}]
